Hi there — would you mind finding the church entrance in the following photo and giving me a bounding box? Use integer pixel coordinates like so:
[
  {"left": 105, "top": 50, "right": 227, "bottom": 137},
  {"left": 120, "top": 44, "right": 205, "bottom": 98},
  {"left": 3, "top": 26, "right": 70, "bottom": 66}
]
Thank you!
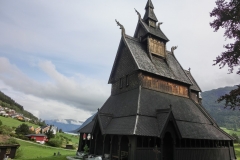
[{"left": 163, "top": 132, "right": 174, "bottom": 160}]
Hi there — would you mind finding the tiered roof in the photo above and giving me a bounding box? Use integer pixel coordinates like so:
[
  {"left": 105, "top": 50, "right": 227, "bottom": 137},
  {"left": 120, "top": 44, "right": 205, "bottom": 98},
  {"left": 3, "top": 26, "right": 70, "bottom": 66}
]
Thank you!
[{"left": 78, "top": 0, "right": 233, "bottom": 141}]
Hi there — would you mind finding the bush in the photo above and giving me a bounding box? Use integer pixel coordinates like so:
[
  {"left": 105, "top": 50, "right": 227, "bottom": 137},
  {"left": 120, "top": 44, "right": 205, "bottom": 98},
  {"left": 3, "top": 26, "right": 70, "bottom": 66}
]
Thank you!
[
  {"left": 15, "top": 148, "right": 23, "bottom": 159},
  {"left": 47, "top": 138, "right": 62, "bottom": 147},
  {"left": 0, "top": 125, "right": 13, "bottom": 135},
  {"left": 16, "top": 134, "right": 29, "bottom": 140}
]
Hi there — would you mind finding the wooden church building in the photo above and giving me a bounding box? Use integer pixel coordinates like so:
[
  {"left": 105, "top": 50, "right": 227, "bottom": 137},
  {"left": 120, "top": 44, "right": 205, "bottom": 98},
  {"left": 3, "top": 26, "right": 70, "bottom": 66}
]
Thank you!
[{"left": 78, "top": 0, "right": 236, "bottom": 160}]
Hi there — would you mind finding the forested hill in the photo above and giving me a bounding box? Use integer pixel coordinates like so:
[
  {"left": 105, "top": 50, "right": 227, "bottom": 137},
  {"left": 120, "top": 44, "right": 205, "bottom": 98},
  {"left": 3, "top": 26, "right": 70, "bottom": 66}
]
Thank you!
[
  {"left": 0, "top": 91, "right": 38, "bottom": 121},
  {"left": 202, "top": 85, "right": 239, "bottom": 129}
]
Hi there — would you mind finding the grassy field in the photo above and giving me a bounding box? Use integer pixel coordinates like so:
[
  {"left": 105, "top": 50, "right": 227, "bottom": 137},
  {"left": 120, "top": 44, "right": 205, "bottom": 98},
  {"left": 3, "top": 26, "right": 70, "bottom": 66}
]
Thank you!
[
  {"left": 0, "top": 116, "right": 39, "bottom": 128},
  {"left": 221, "top": 127, "right": 240, "bottom": 136},
  {"left": 15, "top": 139, "right": 76, "bottom": 160},
  {"left": 58, "top": 132, "right": 79, "bottom": 145},
  {"left": 235, "top": 143, "right": 240, "bottom": 159}
]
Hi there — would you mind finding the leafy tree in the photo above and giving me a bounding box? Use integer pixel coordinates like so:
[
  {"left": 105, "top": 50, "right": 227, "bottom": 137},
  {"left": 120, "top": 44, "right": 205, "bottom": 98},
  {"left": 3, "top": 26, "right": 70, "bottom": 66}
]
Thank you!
[
  {"left": 231, "top": 133, "right": 240, "bottom": 143},
  {"left": 59, "top": 129, "right": 63, "bottom": 133},
  {"left": 15, "top": 123, "right": 32, "bottom": 135},
  {"left": 210, "top": 0, "right": 240, "bottom": 110},
  {"left": 45, "top": 126, "right": 54, "bottom": 140}
]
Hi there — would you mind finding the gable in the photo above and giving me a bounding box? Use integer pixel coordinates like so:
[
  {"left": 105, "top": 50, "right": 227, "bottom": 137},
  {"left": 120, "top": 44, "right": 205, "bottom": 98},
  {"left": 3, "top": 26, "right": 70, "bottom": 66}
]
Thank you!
[
  {"left": 108, "top": 39, "right": 138, "bottom": 83},
  {"left": 134, "top": 22, "right": 148, "bottom": 39}
]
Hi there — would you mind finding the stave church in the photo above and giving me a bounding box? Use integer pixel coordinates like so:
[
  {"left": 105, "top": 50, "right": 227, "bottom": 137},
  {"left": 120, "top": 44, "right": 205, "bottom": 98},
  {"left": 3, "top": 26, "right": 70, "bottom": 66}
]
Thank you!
[{"left": 77, "top": 0, "right": 236, "bottom": 160}]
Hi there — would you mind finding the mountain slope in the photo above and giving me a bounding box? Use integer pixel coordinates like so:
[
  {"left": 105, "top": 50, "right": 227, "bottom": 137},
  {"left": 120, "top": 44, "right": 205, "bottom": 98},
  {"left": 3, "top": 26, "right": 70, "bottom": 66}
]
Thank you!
[{"left": 202, "top": 85, "right": 240, "bottom": 129}]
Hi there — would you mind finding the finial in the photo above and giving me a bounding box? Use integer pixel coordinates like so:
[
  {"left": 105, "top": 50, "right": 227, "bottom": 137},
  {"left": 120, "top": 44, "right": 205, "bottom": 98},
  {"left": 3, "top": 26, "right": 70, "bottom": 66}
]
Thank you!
[
  {"left": 115, "top": 19, "right": 126, "bottom": 36},
  {"left": 188, "top": 68, "right": 191, "bottom": 72},
  {"left": 157, "top": 22, "right": 163, "bottom": 29},
  {"left": 171, "top": 46, "right": 178, "bottom": 54},
  {"left": 134, "top": 8, "right": 141, "bottom": 20}
]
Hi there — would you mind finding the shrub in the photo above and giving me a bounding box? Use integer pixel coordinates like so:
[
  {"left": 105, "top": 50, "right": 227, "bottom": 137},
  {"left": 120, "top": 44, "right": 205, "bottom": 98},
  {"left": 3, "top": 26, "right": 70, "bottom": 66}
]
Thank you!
[
  {"left": 84, "top": 144, "right": 89, "bottom": 154},
  {"left": 15, "top": 148, "right": 23, "bottom": 159},
  {"left": 47, "top": 138, "right": 62, "bottom": 147}
]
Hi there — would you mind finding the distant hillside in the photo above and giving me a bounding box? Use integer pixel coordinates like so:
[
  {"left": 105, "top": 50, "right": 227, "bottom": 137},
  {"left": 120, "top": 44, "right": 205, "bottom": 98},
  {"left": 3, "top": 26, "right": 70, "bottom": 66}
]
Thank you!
[
  {"left": 0, "top": 91, "right": 38, "bottom": 121},
  {"left": 202, "top": 85, "right": 240, "bottom": 129},
  {"left": 45, "top": 119, "right": 83, "bottom": 132}
]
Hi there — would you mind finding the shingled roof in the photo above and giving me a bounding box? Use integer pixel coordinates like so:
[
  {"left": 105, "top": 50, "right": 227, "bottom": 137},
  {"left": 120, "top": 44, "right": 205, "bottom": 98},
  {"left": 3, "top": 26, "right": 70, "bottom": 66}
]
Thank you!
[
  {"left": 109, "top": 36, "right": 190, "bottom": 84},
  {"left": 185, "top": 70, "right": 202, "bottom": 92},
  {"left": 92, "top": 87, "right": 232, "bottom": 140}
]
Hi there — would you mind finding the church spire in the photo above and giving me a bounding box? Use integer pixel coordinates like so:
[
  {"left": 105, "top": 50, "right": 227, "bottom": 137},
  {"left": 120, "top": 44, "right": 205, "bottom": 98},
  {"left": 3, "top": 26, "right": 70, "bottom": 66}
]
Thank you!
[{"left": 143, "top": 0, "right": 158, "bottom": 25}]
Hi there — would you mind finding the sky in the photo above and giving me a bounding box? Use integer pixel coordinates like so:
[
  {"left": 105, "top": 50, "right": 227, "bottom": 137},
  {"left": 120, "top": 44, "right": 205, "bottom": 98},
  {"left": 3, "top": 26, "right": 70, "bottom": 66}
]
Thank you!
[{"left": 0, "top": 0, "right": 239, "bottom": 121}]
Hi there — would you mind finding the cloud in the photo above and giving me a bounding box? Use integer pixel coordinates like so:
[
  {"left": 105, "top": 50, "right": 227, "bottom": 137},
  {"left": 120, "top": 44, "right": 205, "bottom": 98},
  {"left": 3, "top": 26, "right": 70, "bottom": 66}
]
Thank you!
[{"left": 0, "top": 57, "right": 110, "bottom": 113}]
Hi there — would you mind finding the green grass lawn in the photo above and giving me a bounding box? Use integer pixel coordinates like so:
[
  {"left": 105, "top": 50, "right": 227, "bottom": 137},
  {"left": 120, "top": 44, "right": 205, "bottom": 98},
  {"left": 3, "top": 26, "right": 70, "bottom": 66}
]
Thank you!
[
  {"left": 0, "top": 116, "right": 39, "bottom": 128},
  {"left": 58, "top": 132, "right": 79, "bottom": 145},
  {"left": 235, "top": 143, "right": 240, "bottom": 159},
  {"left": 221, "top": 127, "right": 240, "bottom": 136},
  {"left": 15, "top": 139, "right": 76, "bottom": 160}
]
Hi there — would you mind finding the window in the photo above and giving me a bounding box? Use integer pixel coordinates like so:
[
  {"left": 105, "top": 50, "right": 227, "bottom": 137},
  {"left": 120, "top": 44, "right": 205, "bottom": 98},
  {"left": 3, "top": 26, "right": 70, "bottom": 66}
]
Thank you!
[
  {"left": 119, "top": 78, "right": 123, "bottom": 89},
  {"left": 126, "top": 75, "right": 129, "bottom": 87}
]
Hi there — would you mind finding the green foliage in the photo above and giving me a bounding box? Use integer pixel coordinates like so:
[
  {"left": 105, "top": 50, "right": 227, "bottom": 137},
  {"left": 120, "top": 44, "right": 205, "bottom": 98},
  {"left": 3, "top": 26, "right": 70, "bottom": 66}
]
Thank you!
[
  {"left": 59, "top": 129, "right": 63, "bottom": 133},
  {"left": 15, "top": 148, "right": 23, "bottom": 159},
  {"left": 46, "top": 126, "right": 55, "bottom": 140},
  {"left": 210, "top": 0, "right": 240, "bottom": 110},
  {"left": 0, "top": 120, "right": 2, "bottom": 126},
  {"left": 0, "top": 125, "right": 14, "bottom": 135},
  {"left": 232, "top": 133, "right": 240, "bottom": 143},
  {"left": 47, "top": 138, "right": 62, "bottom": 147},
  {"left": 0, "top": 137, "right": 19, "bottom": 145},
  {"left": 83, "top": 144, "right": 89, "bottom": 154},
  {"left": 15, "top": 123, "right": 33, "bottom": 136}
]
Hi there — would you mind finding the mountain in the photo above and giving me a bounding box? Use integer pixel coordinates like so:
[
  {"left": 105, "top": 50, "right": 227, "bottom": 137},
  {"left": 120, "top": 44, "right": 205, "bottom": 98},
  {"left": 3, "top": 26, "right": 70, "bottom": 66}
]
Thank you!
[
  {"left": 45, "top": 119, "right": 84, "bottom": 132},
  {"left": 71, "top": 114, "right": 96, "bottom": 133},
  {"left": 0, "top": 90, "right": 38, "bottom": 121},
  {"left": 202, "top": 85, "right": 240, "bottom": 129}
]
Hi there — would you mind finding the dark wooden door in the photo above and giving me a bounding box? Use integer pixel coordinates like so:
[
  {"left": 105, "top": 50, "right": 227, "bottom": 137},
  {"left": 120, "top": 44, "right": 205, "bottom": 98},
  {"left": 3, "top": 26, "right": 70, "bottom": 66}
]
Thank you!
[{"left": 163, "top": 132, "right": 173, "bottom": 160}]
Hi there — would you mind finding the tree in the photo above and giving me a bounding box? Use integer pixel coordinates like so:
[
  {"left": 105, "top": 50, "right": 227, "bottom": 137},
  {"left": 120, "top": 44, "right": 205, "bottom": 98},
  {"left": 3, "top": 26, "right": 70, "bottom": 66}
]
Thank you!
[
  {"left": 45, "top": 126, "right": 54, "bottom": 140},
  {"left": 59, "top": 129, "right": 63, "bottom": 133},
  {"left": 15, "top": 123, "right": 32, "bottom": 135},
  {"left": 210, "top": 0, "right": 240, "bottom": 110}
]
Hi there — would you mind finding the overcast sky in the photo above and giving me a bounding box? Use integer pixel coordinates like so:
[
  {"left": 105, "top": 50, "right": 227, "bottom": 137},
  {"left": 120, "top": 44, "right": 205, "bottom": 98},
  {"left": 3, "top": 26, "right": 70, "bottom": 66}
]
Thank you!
[{"left": 0, "top": 0, "right": 239, "bottom": 121}]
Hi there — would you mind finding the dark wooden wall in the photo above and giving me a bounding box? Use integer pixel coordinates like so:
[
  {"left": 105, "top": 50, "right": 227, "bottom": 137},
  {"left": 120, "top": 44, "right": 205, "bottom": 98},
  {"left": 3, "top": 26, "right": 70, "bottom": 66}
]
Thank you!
[
  {"left": 175, "top": 148, "right": 230, "bottom": 160},
  {"left": 141, "top": 75, "right": 189, "bottom": 98}
]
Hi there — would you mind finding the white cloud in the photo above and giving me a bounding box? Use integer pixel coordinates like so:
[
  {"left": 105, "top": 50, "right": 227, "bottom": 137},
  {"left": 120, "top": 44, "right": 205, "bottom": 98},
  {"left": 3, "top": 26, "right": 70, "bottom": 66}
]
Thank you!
[{"left": 0, "top": 57, "right": 110, "bottom": 115}]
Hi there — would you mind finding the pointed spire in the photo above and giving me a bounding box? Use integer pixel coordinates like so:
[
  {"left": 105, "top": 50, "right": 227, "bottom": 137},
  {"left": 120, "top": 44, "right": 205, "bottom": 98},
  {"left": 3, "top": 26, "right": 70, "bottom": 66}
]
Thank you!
[
  {"left": 145, "top": 0, "right": 154, "bottom": 9},
  {"left": 143, "top": 0, "right": 158, "bottom": 23}
]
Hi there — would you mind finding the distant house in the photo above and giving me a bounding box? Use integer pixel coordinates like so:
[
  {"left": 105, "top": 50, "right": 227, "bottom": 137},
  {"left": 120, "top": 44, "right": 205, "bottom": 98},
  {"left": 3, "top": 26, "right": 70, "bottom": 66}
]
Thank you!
[
  {"left": 35, "top": 127, "right": 41, "bottom": 134},
  {"left": 29, "top": 126, "right": 34, "bottom": 132},
  {"left": 41, "top": 126, "right": 50, "bottom": 133},
  {"left": 0, "top": 111, "right": 6, "bottom": 115},
  {"left": 24, "top": 117, "right": 31, "bottom": 122},
  {"left": 25, "top": 134, "right": 48, "bottom": 144},
  {"left": 50, "top": 126, "right": 58, "bottom": 135}
]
